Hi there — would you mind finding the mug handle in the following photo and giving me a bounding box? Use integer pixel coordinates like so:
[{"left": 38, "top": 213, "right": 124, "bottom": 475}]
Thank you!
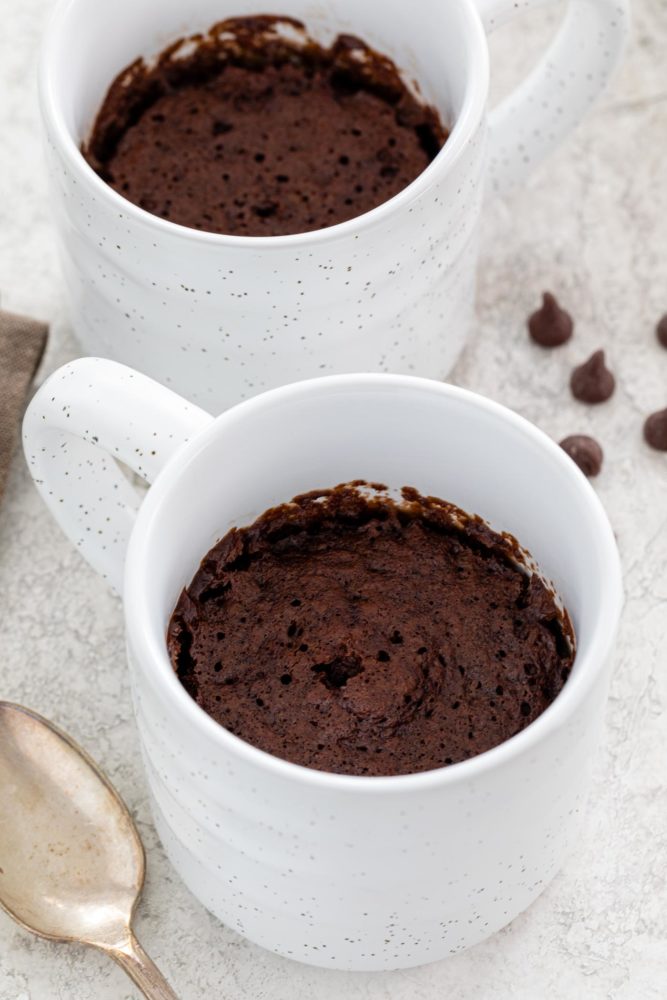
[
  {"left": 476, "top": 0, "right": 630, "bottom": 194},
  {"left": 23, "top": 358, "right": 213, "bottom": 595}
]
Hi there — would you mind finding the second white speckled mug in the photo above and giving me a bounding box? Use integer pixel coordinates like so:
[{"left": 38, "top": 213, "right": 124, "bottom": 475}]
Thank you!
[
  {"left": 23, "top": 360, "right": 623, "bottom": 970},
  {"left": 39, "top": 0, "right": 628, "bottom": 412}
]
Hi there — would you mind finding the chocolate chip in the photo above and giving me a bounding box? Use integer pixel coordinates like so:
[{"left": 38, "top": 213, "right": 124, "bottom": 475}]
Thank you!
[
  {"left": 559, "top": 435, "right": 603, "bottom": 476},
  {"left": 252, "top": 201, "right": 278, "bottom": 218},
  {"left": 528, "top": 292, "right": 573, "bottom": 347},
  {"left": 643, "top": 409, "right": 667, "bottom": 451},
  {"left": 570, "top": 350, "right": 615, "bottom": 403},
  {"left": 656, "top": 314, "right": 667, "bottom": 349}
]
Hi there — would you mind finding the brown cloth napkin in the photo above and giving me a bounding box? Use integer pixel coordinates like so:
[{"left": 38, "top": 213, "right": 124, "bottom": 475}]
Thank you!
[{"left": 0, "top": 309, "right": 48, "bottom": 503}]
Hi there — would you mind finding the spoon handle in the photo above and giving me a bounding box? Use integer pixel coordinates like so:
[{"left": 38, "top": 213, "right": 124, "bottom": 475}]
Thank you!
[{"left": 109, "top": 932, "right": 180, "bottom": 1000}]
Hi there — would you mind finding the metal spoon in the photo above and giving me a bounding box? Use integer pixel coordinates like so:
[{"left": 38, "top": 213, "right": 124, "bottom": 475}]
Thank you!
[{"left": 0, "top": 701, "right": 178, "bottom": 999}]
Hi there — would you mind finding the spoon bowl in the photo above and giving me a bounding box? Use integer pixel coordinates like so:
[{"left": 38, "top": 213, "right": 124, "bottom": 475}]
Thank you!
[{"left": 0, "top": 702, "right": 178, "bottom": 999}]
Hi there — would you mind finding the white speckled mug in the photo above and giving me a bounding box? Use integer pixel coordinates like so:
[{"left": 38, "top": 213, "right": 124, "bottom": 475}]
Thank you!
[
  {"left": 39, "top": 0, "right": 628, "bottom": 413},
  {"left": 23, "top": 359, "right": 622, "bottom": 970}
]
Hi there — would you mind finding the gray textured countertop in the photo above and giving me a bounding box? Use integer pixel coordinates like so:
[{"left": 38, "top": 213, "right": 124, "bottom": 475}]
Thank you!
[{"left": 1, "top": 0, "right": 666, "bottom": 996}]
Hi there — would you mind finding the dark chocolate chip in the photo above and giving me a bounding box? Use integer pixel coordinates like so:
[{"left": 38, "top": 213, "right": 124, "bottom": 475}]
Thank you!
[
  {"left": 656, "top": 314, "right": 667, "bottom": 349},
  {"left": 559, "top": 435, "right": 603, "bottom": 476},
  {"left": 252, "top": 201, "right": 278, "bottom": 218},
  {"left": 570, "top": 350, "right": 615, "bottom": 403},
  {"left": 528, "top": 292, "right": 573, "bottom": 347},
  {"left": 643, "top": 409, "right": 667, "bottom": 451}
]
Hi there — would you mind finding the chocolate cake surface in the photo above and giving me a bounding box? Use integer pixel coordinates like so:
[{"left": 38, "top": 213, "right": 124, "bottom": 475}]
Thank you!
[
  {"left": 167, "top": 484, "right": 574, "bottom": 776},
  {"left": 83, "top": 16, "right": 448, "bottom": 236}
]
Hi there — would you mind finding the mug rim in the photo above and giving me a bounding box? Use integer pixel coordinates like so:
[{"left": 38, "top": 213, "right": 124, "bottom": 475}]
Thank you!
[
  {"left": 38, "top": 0, "right": 490, "bottom": 249},
  {"left": 124, "top": 373, "right": 623, "bottom": 793}
]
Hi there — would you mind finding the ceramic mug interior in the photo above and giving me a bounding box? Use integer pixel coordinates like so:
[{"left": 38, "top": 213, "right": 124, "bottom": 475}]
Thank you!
[
  {"left": 41, "top": 0, "right": 487, "bottom": 239},
  {"left": 126, "top": 375, "right": 621, "bottom": 772}
]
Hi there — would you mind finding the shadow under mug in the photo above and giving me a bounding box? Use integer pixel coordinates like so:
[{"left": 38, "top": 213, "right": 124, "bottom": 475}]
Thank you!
[
  {"left": 39, "top": 0, "right": 629, "bottom": 413},
  {"left": 23, "top": 360, "right": 622, "bottom": 970}
]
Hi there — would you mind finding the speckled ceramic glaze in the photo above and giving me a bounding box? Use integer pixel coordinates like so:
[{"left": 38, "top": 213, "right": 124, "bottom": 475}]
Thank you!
[
  {"left": 23, "top": 361, "right": 623, "bottom": 970},
  {"left": 38, "top": 0, "right": 629, "bottom": 413}
]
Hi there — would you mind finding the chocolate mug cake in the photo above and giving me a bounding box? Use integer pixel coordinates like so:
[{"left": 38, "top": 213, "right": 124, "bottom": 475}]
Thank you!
[
  {"left": 167, "top": 483, "right": 574, "bottom": 776},
  {"left": 83, "top": 16, "right": 448, "bottom": 236}
]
